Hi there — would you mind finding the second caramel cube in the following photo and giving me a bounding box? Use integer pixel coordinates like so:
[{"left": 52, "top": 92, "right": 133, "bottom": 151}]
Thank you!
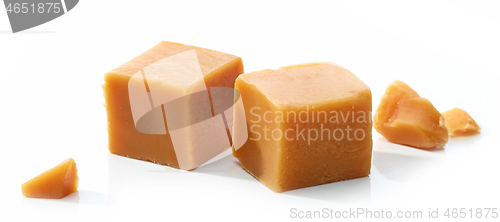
[{"left": 232, "top": 63, "right": 372, "bottom": 192}]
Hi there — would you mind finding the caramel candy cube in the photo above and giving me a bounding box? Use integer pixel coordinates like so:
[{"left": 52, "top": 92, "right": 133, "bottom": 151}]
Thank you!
[
  {"left": 442, "top": 108, "right": 481, "bottom": 136},
  {"left": 373, "top": 80, "right": 448, "bottom": 149},
  {"left": 22, "top": 158, "right": 79, "bottom": 199},
  {"left": 103, "top": 41, "right": 244, "bottom": 170},
  {"left": 232, "top": 62, "right": 372, "bottom": 192}
]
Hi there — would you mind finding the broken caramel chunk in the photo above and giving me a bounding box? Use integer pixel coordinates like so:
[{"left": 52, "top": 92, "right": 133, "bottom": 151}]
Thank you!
[
  {"left": 442, "top": 108, "right": 480, "bottom": 136},
  {"left": 232, "top": 62, "right": 372, "bottom": 192},
  {"left": 22, "top": 158, "right": 79, "bottom": 199},
  {"left": 373, "top": 80, "right": 448, "bottom": 149},
  {"left": 103, "top": 41, "right": 244, "bottom": 169}
]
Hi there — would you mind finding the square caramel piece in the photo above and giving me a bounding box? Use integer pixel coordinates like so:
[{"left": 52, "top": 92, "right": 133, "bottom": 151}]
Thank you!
[
  {"left": 232, "top": 62, "right": 372, "bottom": 192},
  {"left": 103, "top": 41, "right": 244, "bottom": 170}
]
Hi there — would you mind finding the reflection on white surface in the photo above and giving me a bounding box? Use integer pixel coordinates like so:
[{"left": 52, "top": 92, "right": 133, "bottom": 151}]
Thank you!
[
  {"left": 21, "top": 193, "right": 79, "bottom": 214},
  {"left": 22, "top": 190, "right": 110, "bottom": 206},
  {"left": 192, "top": 154, "right": 258, "bottom": 181},
  {"left": 102, "top": 131, "right": 487, "bottom": 207},
  {"left": 373, "top": 137, "right": 442, "bottom": 182},
  {"left": 373, "top": 151, "right": 437, "bottom": 182},
  {"left": 446, "top": 132, "right": 481, "bottom": 148},
  {"left": 74, "top": 190, "right": 109, "bottom": 205},
  {"left": 285, "top": 177, "right": 372, "bottom": 205},
  {"left": 17, "top": 131, "right": 489, "bottom": 219}
]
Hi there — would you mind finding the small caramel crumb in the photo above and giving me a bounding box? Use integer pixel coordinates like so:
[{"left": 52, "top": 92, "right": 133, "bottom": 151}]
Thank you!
[
  {"left": 22, "top": 158, "right": 79, "bottom": 199},
  {"left": 442, "top": 108, "right": 481, "bottom": 136}
]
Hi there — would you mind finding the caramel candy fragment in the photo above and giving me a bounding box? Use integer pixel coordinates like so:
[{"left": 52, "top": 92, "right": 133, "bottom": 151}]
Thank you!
[
  {"left": 232, "top": 62, "right": 372, "bottom": 192},
  {"left": 22, "top": 158, "right": 79, "bottom": 199},
  {"left": 103, "top": 41, "right": 244, "bottom": 169},
  {"left": 373, "top": 80, "right": 448, "bottom": 149},
  {"left": 442, "top": 108, "right": 481, "bottom": 136}
]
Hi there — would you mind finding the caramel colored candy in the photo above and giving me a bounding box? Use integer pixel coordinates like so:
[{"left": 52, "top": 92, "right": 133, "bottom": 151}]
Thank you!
[
  {"left": 374, "top": 80, "right": 448, "bottom": 149},
  {"left": 22, "top": 158, "right": 78, "bottom": 199},
  {"left": 232, "top": 62, "right": 372, "bottom": 192},
  {"left": 103, "top": 41, "right": 243, "bottom": 169},
  {"left": 442, "top": 108, "right": 480, "bottom": 136}
]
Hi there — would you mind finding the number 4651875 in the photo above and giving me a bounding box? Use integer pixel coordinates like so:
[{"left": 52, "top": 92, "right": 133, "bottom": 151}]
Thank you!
[{"left": 6, "top": 3, "right": 62, "bottom": 14}]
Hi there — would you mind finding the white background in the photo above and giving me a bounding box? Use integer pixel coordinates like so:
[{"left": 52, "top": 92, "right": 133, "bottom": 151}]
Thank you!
[{"left": 1, "top": 0, "right": 499, "bottom": 221}]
